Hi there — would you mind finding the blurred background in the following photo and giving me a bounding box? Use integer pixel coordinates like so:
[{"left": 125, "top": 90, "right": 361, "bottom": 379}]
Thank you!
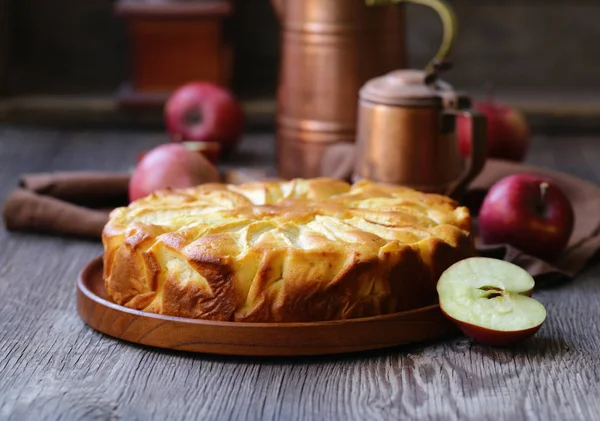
[{"left": 0, "top": 0, "right": 598, "bottom": 131}]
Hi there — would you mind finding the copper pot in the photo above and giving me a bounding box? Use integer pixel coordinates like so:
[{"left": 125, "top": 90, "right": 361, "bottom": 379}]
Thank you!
[{"left": 272, "top": 0, "right": 457, "bottom": 179}]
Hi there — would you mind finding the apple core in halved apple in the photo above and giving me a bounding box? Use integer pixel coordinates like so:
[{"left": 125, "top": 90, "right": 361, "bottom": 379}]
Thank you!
[{"left": 437, "top": 257, "right": 546, "bottom": 346}]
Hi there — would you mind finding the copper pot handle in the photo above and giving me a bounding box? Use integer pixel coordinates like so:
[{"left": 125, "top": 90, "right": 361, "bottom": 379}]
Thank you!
[
  {"left": 366, "top": 0, "right": 457, "bottom": 73},
  {"left": 446, "top": 109, "right": 487, "bottom": 201}
]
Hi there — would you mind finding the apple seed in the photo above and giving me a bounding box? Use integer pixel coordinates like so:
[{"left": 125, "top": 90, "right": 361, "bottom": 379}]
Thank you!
[{"left": 479, "top": 286, "right": 504, "bottom": 299}]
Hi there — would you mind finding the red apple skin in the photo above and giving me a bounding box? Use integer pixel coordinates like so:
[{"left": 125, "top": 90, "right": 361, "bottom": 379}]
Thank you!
[
  {"left": 478, "top": 174, "right": 575, "bottom": 261},
  {"left": 136, "top": 141, "right": 221, "bottom": 166},
  {"left": 129, "top": 143, "right": 220, "bottom": 202},
  {"left": 164, "top": 82, "right": 245, "bottom": 150},
  {"left": 458, "top": 101, "right": 530, "bottom": 162},
  {"left": 441, "top": 309, "right": 543, "bottom": 347}
]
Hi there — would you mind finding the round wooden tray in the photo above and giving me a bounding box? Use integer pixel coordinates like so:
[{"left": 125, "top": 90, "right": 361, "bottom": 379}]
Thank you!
[{"left": 77, "top": 256, "right": 458, "bottom": 356}]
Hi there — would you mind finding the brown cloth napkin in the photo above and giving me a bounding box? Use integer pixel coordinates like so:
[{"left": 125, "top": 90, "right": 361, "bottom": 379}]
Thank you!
[
  {"left": 3, "top": 172, "right": 130, "bottom": 239},
  {"left": 320, "top": 143, "right": 600, "bottom": 281},
  {"left": 4, "top": 189, "right": 112, "bottom": 238},
  {"left": 20, "top": 171, "right": 130, "bottom": 208}
]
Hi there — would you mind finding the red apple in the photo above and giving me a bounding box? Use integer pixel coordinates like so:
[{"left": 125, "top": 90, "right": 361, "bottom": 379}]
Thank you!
[
  {"left": 458, "top": 100, "right": 530, "bottom": 162},
  {"left": 437, "top": 257, "right": 546, "bottom": 347},
  {"left": 129, "top": 143, "right": 220, "bottom": 202},
  {"left": 478, "top": 174, "right": 575, "bottom": 261},
  {"left": 164, "top": 82, "right": 245, "bottom": 150}
]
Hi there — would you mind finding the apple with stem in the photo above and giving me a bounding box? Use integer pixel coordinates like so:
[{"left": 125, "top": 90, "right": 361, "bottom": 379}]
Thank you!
[
  {"left": 164, "top": 82, "right": 245, "bottom": 151},
  {"left": 478, "top": 174, "right": 575, "bottom": 261},
  {"left": 437, "top": 257, "right": 546, "bottom": 346}
]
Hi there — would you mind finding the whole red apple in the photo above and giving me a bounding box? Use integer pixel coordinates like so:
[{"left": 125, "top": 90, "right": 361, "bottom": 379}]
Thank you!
[
  {"left": 458, "top": 100, "right": 530, "bottom": 162},
  {"left": 478, "top": 174, "right": 574, "bottom": 261},
  {"left": 129, "top": 143, "right": 220, "bottom": 202},
  {"left": 164, "top": 82, "right": 245, "bottom": 150}
]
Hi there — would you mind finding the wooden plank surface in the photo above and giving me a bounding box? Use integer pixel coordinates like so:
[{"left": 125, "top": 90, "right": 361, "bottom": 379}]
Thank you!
[{"left": 1, "top": 126, "right": 600, "bottom": 420}]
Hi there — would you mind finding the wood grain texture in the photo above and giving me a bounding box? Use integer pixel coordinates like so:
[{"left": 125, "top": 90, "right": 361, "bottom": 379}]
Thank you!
[{"left": 1, "top": 127, "right": 600, "bottom": 420}]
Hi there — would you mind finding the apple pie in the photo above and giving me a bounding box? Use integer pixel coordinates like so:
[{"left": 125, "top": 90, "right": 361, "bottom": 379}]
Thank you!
[{"left": 102, "top": 178, "right": 475, "bottom": 322}]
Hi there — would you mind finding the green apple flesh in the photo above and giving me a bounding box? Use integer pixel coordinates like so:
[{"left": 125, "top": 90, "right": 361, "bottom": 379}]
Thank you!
[{"left": 437, "top": 257, "right": 546, "bottom": 346}]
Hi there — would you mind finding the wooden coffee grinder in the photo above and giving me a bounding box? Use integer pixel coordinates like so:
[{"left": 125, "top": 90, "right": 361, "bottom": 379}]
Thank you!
[{"left": 115, "top": 0, "right": 234, "bottom": 107}]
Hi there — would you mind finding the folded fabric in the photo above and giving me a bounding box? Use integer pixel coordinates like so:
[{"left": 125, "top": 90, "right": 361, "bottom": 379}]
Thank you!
[
  {"left": 19, "top": 171, "right": 130, "bottom": 208},
  {"left": 3, "top": 189, "right": 110, "bottom": 239},
  {"left": 3, "top": 171, "right": 129, "bottom": 239},
  {"left": 320, "top": 143, "right": 356, "bottom": 182}
]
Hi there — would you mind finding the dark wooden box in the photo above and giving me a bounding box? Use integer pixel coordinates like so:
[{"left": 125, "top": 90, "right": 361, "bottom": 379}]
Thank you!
[{"left": 116, "top": 0, "right": 233, "bottom": 107}]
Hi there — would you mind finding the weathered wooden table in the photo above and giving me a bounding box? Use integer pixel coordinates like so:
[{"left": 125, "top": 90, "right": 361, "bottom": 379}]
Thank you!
[{"left": 1, "top": 126, "right": 600, "bottom": 421}]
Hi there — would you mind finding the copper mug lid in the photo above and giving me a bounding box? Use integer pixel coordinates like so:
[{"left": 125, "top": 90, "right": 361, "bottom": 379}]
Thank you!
[
  {"left": 359, "top": 68, "right": 473, "bottom": 110},
  {"left": 359, "top": 69, "right": 455, "bottom": 107}
]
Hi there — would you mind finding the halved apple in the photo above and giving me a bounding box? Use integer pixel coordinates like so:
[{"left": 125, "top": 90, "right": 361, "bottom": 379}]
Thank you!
[{"left": 437, "top": 257, "right": 546, "bottom": 346}]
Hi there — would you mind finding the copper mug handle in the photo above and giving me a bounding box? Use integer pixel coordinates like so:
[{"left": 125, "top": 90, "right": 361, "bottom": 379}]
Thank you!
[
  {"left": 366, "top": 0, "right": 457, "bottom": 73},
  {"left": 445, "top": 109, "right": 487, "bottom": 201}
]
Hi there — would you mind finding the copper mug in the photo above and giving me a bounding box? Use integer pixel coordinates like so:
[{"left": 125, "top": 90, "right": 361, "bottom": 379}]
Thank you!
[
  {"left": 353, "top": 69, "right": 486, "bottom": 200},
  {"left": 271, "top": 0, "right": 458, "bottom": 179}
]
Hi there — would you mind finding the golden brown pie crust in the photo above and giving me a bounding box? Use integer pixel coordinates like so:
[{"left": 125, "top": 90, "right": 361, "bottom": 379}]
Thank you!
[{"left": 102, "top": 178, "right": 475, "bottom": 322}]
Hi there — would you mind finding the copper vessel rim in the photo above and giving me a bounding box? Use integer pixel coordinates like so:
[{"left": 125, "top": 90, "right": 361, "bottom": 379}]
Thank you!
[{"left": 359, "top": 97, "right": 443, "bottom": 108}]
